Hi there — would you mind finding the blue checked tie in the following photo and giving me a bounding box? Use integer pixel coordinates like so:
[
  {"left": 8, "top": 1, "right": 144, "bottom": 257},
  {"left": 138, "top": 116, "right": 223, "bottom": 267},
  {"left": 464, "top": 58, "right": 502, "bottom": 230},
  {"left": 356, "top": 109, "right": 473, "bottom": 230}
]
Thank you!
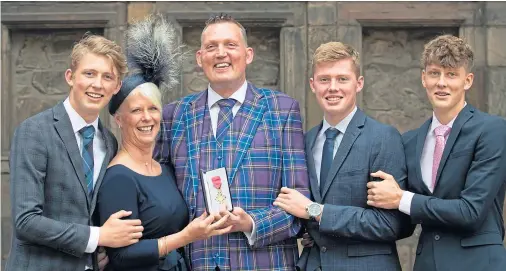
[
  {"left": 79, "top": 126, "right": 95, "bottom": 196},
  {"left": 215, "top": 98, "right": 236, "bottom": 145},
  {"left": 320, "top": 128, "right": 339, "bottom": 194}
]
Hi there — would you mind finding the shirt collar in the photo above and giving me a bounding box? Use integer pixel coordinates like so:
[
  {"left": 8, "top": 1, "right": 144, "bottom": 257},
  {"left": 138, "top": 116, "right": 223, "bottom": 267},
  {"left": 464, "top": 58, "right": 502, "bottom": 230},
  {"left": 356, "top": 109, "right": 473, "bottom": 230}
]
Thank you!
[
  {"left": 429, "top": 102, "right": 466, "bottom": 133},
  {"left": 320, "top": 106, "right": 357, "bottom": 136},
  {"left": 63, "top": 97, "right": 99, "bottom": 134},
  {"left": 207, "top": 80, "right": 248, "bottom": 108}
]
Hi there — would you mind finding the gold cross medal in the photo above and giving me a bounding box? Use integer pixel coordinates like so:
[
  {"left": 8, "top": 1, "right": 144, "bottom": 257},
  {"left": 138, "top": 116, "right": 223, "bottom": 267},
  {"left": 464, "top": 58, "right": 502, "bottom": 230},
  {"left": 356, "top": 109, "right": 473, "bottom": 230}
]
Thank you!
[{"left": 212, "top": 176, "right": 227, "bottom": 204}]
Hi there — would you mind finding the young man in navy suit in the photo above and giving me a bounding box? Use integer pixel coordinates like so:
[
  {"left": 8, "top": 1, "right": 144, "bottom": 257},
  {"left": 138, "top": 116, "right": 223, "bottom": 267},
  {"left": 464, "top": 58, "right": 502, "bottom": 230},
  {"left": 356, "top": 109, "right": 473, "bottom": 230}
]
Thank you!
[
  {"left": 274, "top": 41, "right": 410, "bottom": 271},
  {"left": 367, "top": 35, "right": 506, "bottom": 271}
]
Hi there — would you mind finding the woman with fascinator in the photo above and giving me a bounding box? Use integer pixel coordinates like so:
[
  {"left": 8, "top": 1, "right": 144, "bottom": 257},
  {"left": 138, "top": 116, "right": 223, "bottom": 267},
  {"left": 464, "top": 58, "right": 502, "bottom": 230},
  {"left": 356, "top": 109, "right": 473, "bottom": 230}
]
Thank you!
[{"left": 97, "top": 15, "right": 231, "bottom": 271}]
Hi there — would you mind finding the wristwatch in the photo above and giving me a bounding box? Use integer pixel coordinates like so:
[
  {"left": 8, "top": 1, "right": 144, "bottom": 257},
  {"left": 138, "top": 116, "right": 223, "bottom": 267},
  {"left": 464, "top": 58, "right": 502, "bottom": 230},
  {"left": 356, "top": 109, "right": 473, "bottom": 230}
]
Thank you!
[{"left": 305, "top": 202, "right": 323, "bottom": 220}]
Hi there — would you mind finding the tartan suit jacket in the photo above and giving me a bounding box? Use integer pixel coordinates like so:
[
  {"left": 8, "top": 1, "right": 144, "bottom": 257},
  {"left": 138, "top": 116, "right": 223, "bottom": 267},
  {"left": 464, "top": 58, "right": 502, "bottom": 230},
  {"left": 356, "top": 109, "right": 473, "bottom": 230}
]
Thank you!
[{"left": 154, "top": 83, "right": 310, "bottom": 270}]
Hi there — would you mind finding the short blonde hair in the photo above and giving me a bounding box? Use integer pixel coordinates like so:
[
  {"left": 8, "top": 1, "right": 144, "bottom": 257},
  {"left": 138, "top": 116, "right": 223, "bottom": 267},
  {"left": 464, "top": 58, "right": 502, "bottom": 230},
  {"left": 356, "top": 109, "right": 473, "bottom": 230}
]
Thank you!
[
  {"left": 421, "top": 35, "right": 474, "bottom": 72},
  {"left": 312, "top": 42, "right": 361, "bottom": 76},
  {"left": 134, "top": 83, "right": 162, "bottom": 111},
  {"left": 116, "top": 83, "right": 162, "bottom": 116},
  {"left": 70, "top": 34, "right": 128, "bottom": 80}
]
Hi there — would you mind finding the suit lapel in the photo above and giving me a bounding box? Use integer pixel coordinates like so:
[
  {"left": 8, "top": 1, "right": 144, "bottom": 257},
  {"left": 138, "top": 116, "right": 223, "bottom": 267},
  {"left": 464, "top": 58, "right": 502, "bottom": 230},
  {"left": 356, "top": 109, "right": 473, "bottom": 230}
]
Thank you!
[
  {"left": 435, "top": 105, "right": 474, "bottom": 189},
  {"left": 52, "top": 103, "right": 90, "bottom": 208},
  {"left": 89, "top": 121, "right": 116, "bottom": 213},
  {"left": 229, "top": 84, "right": 265, "bottom": 184},
  {"left": 416, "top": 118, "right": 433, "bottom": 194},
  {"left": 321, "top": 109, "right": 365, "bottom": 199},
  {"left": 185, "top": 91, "right": 207, "bottom": 211},
  {"left": 306, "top": 124, "right": 322, "bottom": 202}
]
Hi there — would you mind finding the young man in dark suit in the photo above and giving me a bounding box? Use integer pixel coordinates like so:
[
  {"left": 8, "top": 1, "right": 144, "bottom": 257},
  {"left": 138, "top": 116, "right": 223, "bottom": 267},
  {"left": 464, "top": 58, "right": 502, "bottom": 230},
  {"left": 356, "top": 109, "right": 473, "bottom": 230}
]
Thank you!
[
  {"left": 7, "top": 35, "right": 143, "bottom": 271},
  {"left": 274, "top": 41, "right": 410, "bottom": 271},
  {"left": 367, "top": 35, "right": 506, "bottom": 271}
]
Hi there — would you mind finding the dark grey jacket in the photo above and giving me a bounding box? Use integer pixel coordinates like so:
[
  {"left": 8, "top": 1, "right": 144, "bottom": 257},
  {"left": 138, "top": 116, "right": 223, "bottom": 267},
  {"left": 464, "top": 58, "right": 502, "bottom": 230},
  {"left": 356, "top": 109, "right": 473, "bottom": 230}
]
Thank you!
[{"left": 6, "top": 102, "right": 117, "bottom": 271}]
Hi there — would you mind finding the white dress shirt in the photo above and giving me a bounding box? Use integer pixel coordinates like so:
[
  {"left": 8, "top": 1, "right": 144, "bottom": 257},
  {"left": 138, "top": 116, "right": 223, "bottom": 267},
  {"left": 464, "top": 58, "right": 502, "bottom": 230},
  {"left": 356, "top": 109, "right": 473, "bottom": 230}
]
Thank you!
[
  {"left": 399, "top": 108, "right": 461, "bottom": 215},
  {"left": 206, "top": 81, "right": 257, "bottom": 245},
  {"left": 63, "top": 98, "right": 105, "bottom": 257},
  {"left": 313, "top": 107, "right": 357, "bottom": 186},
  {"left": 207, "top": 81, "right": 247, "bottom": 137}
]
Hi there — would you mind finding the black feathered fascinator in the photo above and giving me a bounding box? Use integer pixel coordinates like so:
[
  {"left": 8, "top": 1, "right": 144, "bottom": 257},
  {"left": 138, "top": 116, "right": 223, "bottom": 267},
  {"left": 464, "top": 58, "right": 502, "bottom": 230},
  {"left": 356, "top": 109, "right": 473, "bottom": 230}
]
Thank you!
[{"left": 109, "top": 14, "right": 181, "bottom": 114}]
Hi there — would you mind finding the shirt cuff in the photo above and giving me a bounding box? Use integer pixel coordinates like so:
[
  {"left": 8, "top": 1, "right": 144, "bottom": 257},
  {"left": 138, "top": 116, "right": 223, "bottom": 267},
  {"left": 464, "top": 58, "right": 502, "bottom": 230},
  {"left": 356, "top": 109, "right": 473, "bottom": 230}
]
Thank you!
[
  {"left": 85, "top": 226, "right": 100, "bottom": 253},
  {"left": 318, "top": 204, "right": 325, "bottom": 225},
  {"left": 243, "top": 216, "right": 256, "bottom": 246},
  {"left": 399, "top": 191, "right": 414, "bottom": 215}
]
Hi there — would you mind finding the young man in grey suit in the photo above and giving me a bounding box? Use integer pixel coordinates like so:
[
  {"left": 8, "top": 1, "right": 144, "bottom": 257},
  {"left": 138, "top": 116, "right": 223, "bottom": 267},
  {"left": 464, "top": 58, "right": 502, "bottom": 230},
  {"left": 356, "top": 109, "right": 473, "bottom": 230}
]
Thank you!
[
  {"left": 367, "top": 35, "right": 506, "bottom": 270},
  {"left": 274, "top": 42, "right": 411, "bottom": 271},
  {"left": 6, "top": 35, "right": 144, "bottom": 271}
]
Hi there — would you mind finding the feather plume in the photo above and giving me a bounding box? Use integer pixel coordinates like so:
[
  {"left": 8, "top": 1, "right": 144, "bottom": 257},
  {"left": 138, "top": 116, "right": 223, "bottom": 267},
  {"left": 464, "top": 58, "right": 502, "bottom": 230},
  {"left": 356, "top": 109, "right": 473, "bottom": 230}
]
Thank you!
[{"left": 126, "top": 13, "right": 182, "bottom": 93}]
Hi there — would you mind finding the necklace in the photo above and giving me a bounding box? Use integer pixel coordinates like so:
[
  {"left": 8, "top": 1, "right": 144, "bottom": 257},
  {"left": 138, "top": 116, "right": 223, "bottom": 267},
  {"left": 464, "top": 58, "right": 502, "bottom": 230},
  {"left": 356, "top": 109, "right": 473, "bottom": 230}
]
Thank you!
[{"left": 122, "top": 148, "right": 152, "bottom": 169}]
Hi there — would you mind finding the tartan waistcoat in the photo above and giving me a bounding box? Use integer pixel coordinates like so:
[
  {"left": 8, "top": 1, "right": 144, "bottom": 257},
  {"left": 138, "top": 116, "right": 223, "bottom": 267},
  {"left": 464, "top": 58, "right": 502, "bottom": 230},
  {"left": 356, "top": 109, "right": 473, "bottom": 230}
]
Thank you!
[{"left": 191, "top": 105, "right": 236, "bottom": 270}]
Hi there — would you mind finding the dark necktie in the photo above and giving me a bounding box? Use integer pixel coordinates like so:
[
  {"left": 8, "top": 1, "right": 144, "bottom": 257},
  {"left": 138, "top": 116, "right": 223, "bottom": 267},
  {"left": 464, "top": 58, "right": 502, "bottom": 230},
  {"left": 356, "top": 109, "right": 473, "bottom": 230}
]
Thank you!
[
  {"left": 215, "top": 98, "right": 237, "bottom": 145},
  {"left": 79, "top": 126, "right": 95, "bottom": 195},
  {"left": 320, "top": 128, "right": 339, "bottom": 194}
]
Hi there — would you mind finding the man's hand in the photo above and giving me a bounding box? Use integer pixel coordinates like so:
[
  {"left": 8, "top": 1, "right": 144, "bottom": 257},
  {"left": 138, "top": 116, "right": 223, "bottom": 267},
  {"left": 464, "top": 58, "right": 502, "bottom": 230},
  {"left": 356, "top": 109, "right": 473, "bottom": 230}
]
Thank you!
[
  {"left": 97, "top": 247, "right": 109, "bottom": 271},
  {"left": 367, "top": 171, "right": 404, "bottom": 209},
  {"left": 273, "top": 187, "right": 312, "bottom": 219},
  {"left": 300, "top": 232, "right": 314, "bottom": 248},
  {"left": 214, "top": 207, "right": 253, "bottom": 233},
  {"left": 98, "top": 210, "right": 144, "bottom": 248}
]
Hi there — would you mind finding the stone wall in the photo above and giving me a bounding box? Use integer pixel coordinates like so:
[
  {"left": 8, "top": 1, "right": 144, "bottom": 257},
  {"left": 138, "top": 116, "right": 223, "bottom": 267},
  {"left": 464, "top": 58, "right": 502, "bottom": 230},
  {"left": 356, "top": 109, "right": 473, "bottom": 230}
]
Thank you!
[
  {"left": 2, "top": 2, "right": 506, "bottom": 270},
  {"left": 362, "top": 27, "right": 459, "bottom": 133},
  {"left": 486, "top": 3, "right": 506, "bottom": 117}
]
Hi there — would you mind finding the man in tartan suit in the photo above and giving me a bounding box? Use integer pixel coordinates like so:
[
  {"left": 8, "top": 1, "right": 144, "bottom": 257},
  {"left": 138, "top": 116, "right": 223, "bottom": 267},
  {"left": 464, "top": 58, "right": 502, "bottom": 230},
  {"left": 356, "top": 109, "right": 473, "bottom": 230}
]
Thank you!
[{"left": 154, "top": 14, "right": 309, "bottom": 271}]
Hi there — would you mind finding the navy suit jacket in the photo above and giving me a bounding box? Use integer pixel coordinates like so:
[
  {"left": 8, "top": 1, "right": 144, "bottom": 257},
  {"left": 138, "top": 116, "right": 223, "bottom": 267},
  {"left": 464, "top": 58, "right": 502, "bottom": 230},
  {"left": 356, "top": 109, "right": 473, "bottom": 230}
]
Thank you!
[
  {"left": 297, "top": 109, "right": 411, "bottom": 271},
  {"left": 403, "top": 104, "right": 506, "bottom": 271}
]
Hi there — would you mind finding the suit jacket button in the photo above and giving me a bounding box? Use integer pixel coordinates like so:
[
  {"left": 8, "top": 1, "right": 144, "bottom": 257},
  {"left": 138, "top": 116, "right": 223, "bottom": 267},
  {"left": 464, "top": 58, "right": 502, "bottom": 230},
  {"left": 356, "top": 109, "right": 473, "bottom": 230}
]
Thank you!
[
  {"left": 434, "top": 234, "right": 440, "bottom": 241},
  {"left": 321, "top": 246, "right": 327, "bottom": 252}
]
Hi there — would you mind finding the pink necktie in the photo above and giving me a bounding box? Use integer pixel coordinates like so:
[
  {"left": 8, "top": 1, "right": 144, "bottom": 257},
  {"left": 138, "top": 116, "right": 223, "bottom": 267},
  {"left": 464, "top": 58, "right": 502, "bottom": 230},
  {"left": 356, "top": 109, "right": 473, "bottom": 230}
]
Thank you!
[{"left": 432, "top": 125, "right": 451, "bottom": 190}]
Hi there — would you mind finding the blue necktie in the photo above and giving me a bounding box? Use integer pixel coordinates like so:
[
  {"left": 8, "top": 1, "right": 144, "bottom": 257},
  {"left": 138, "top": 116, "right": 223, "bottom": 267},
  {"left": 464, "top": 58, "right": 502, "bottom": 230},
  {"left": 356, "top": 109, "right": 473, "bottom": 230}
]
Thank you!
[
  {"left": 79, "top": 126, "right": 95, "bottom": 196},
  {"left": 320, "top": 128, "right": 339, "bottom": 194},
  {"left": 215, "top": 98, "right": 237, "bottom": 145}
]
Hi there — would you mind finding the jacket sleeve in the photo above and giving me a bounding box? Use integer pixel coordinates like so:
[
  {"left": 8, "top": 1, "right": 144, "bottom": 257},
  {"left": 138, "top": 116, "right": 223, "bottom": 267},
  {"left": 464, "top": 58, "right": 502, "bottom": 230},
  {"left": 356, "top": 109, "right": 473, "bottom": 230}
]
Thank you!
[
  {"left": 410, "top": 117, "right": 506, "bottom": 231},
  {"left": 249, "top": 100, "right": 311, "bottom": 248},
  {"left": 11, "top": 118, "right": 90, "bottom": 257},
  {"left": 154, "top": 103, "right": 176, "bottom": 164},
  {"left": 318, "top": 126, "right": 414, "bottom": 241}
]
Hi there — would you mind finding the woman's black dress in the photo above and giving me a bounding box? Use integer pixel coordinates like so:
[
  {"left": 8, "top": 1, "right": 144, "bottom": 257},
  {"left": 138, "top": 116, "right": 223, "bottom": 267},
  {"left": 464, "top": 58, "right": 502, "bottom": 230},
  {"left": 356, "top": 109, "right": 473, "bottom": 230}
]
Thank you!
[{"left": 98, "top": 164, "right": 189, "bottom": 271}]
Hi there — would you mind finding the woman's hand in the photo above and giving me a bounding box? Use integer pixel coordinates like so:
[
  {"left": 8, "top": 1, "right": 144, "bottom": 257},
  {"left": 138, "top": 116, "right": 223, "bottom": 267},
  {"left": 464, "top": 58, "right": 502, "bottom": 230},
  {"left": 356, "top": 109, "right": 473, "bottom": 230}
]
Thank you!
[{"left": 183, "top": 212, "right": 232, "bottom": 242}]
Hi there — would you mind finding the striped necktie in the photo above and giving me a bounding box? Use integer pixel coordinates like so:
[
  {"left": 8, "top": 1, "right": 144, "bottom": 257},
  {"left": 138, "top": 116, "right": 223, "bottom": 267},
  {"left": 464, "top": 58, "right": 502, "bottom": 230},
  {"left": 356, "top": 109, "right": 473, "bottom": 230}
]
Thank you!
[
  {"left": 79, "top": 125, "right": 95, "bottom": 195},
  {"left": 215, "top": 98, "right": 237, "bottom": 145}
]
